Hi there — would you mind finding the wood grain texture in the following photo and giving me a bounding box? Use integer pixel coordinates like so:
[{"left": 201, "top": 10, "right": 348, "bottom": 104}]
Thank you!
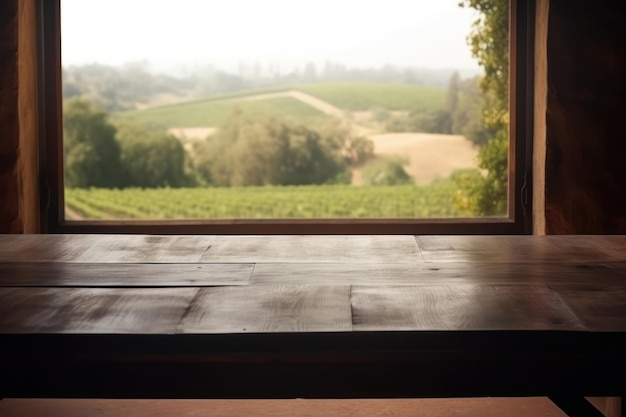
[
  {"left": 0, "top": 262, "right": 253, "bottom": 287},
  {"left": 251, "top": 262, "right": 626, "bottom": 286},
  {"left": 351, "top": 285, "right": 585, "bottom": 331},
  {"left": 416, "top": 235, "right": 626, "bottom": 263},
  {"left": 0, "top": 234, "right": 98, "bottom": 262},
  {"left": 199, "top": 235, "right": 422, "bottom": 263},
  {"left": 552, "top": 285, "right": 626, "bottom": 331},
  {"left": 73, "top": 235, "right": 215, "bottom": 263},
  {"left": 180, "top": 285, "right": 352, "bottom": 333},
  {"left": 0, "top": 234, "right": 213, "bottom": 262},
  {"left": 0, "top": 287, "right": 199, "bottom": 333}
]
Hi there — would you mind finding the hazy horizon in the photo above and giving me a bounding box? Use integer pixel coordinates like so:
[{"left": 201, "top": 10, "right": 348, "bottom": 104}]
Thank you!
[{"left": 61, "top": 0, "right": 482, "bottom": 76}]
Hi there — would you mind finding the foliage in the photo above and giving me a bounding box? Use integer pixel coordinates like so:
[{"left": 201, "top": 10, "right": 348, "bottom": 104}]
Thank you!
[
  {"left": 460, "top": 0, "right": 509, "bottom": 119},
  {"left": 385, "top": 109, "right": 453, "bottom": 134},
  {"left": 115, "top": 122, "right": 195, "bottom": 188},
  {"left": 451, "top": 76, "right": 494, "bottom": 145},
  {"left": 382, "top": 73, "right": 490, "bottom": 136},
  {"left": 453, "top": 130, "right": 508, "bottom": 215},
  {"left": 297, "top": 82, "right": 445, "bottom": 111},
  {"left": 361, "top": 156, "right": 414, "bottom": 186},
  {"left": 313, "top": 118, "right": 375, "bottom": 166},
  {"left": 63, "top": 98, "right": 122, "bottom": 188},
  {"left": 445, "top": 71, "right": 461, "bottom": 114},
  {"left": 456, "top": 0, "right": 509, "bottom": 215},
  {"left": 65, "top": 181, "right": 468, "bottom": 220},
  {"left": 192, "top": 109, "right": 354, "bottom": 187}
]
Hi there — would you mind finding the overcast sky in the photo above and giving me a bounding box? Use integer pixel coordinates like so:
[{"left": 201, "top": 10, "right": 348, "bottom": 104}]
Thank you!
[{"left": 61, "top": 0, "right": 481, "bottom": 73}]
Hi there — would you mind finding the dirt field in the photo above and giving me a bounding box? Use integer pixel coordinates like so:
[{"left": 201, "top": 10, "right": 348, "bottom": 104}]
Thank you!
[{"left": 352, "top": 133, "right": 479, "bottom": 185}]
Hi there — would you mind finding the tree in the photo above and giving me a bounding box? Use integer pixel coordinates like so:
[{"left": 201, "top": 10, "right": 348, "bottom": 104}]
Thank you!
[
  {"left": 456, "top": 0, "right": 509, "bottom": 216},
  {"left": 385, "top": 109, "right": 452, "bottom": 134},
  {"left": 193, "top": 109, "right": 353, "bottom": 187},
  {"left": 451, "top": 76, "right": 494, "bottom": 145},
  {"left": 314, "top": 118, "right": 374, "bottom": 166},
  {"left": 115, "top": 123, "right": 194, "bottom": 188},
  {"left": 445, "top": 71, "right": 461, "bottom": 114},
  {"left": 63, "top": 98, "right": 122, "bottom": 188}
]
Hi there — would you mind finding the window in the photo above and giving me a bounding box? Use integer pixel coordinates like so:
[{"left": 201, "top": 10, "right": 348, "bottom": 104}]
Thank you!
[{"left": 38, "top": 0, "right": 534, "bottom": 234}]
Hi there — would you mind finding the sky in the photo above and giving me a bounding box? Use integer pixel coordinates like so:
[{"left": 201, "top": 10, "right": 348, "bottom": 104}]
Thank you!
[{"left": 61, "top": 0, "right": 481, "bottom": 74}]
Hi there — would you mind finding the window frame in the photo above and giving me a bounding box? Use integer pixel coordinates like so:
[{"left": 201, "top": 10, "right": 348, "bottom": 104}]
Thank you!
[{"left": 38, "top": 0, "right": 534, "bottom": 235}]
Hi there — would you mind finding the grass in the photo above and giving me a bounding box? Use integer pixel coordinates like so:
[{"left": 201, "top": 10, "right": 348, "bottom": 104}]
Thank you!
[
  {"left": 115, "top": 82, "right": 446, "bottom": 128},
  {"left": 116, "top": 96, "right": 326, "bottom": 128},
  {"left": 297, "top": 82, "right": 445, "bottom": 111}
]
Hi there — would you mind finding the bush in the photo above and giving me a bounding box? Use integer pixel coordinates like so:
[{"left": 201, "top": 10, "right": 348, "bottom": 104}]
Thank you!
[{"left": 361, "top": 156, "right": 414, "bottom": 186}]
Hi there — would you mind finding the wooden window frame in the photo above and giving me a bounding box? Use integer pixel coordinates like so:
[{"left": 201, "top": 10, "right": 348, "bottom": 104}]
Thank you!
[{"left": 37, "top": 0, "right": 534, "bottom": 235}]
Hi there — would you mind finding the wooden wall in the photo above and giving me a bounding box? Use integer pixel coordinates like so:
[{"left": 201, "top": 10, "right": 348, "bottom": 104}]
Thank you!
[
  {"left": 1, "top": 0, "right": 626, "bottom": 234},
  {"left": 0, "top": 0, "right": 39, "bottom": 233},
  {"left": 545, "top": 0, "right": 626, "bottom": 234}
]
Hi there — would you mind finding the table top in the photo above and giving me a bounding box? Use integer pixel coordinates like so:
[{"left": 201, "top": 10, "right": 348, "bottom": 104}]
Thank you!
[
  {"left": 1, "top": 234, "right": 626, "bottom": 399},
  {"left": 0, "top": 234, "right": 626, "bottom": 334}
]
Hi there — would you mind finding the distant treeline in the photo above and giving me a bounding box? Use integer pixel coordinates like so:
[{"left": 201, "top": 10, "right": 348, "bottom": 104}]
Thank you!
[{"left": 62, "top": 62, "right": 480, "bottom": 112}]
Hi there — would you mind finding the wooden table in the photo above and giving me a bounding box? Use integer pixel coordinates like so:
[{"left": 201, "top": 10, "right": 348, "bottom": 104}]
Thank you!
[{"left": 1, "top": 234, "right": 625, "bottom": 417}]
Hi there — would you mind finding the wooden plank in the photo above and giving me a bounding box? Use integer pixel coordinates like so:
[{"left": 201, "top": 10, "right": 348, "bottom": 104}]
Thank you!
[
  {"left": 0, "top": 262, "right": 253, "bottom": 287},
  {"left": 0, "top": 287, "right": 198, "bottom": 333},
  {"left": 180, "top": 285, "right": 352, "bottom": 333},
  {"left": 552, "top": 285, "right": 626, "bottom": 331},
  {"left": 351, "top": 285, "right": 585, "bottom": 331},
  {"left": 605, "top": 397, "right": 624, "bottom": 417},
  {"left": 0, "top": 234, "right": 98, "bottom": 262},
  {"left": 74, "top": 235, "right": 215, "bottom": 263},
  {"left": 416, "top": 235, "right": 626, "bottom": 263},
  {"left": 199, "top": 235, "right": 422, "bottom": 263},
  {"left": 0, "top": 234, "right": 216, "bottom": 263},
  {"left": 250, "top": 262, "right": 626, "bottom": 286}
]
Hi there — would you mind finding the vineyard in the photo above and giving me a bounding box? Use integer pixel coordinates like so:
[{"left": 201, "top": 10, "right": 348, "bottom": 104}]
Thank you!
[{"left": 65, "top": 182, "right": 469, "bottom": 220}]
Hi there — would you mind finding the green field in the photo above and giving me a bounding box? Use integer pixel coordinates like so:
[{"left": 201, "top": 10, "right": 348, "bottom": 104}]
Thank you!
[
  {"left": 116, "top": 96, "right": 325, "bottom": 128},
  {"left": 115, "top": 82, "right": 446, "bottom": 128},
  {"left": 65, "top": 182, "right": 467, "bottom": 220},
  {"left": 297, "top": 82, "right": 445, "bottom": 111}
]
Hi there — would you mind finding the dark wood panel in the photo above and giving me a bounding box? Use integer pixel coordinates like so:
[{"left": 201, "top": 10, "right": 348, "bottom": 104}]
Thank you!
[
  {"left": 351, "top": 285, "right": 585, "bottom": 331},
  {"left": 0, "top": 262, "right": 253, "bottom": 287},
  {"left": 552, "top": 285, "right": 626, "bottom": 331},
  {"left": 199, "top": 235, "right": 422, "bottom": 263},
  {"left": 416, "top": 235, "right": 626, "bottom": 263},
  {"left": 251, "top": 262, "right": 626, "bottom": 286},
  {"left": 180, "top": 285, "right": 352, "bottom": 333},
  {"left": 0, "top": 287, "right": 198, "bottom": 333}
]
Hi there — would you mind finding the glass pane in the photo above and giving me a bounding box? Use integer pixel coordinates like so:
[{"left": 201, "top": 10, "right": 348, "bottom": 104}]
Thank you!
[{"left": 60, "top": 0, "right": 509, "bottom": 221}]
